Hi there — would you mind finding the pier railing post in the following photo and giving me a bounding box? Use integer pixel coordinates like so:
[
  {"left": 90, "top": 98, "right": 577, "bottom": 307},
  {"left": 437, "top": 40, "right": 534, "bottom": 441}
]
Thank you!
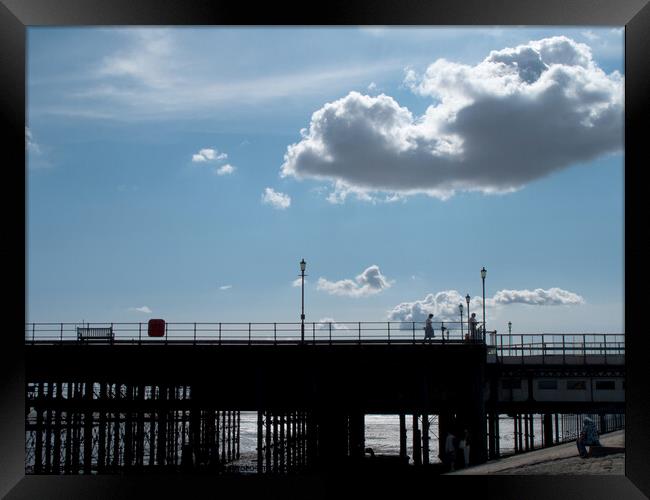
[
  {"left": 249, "top": 323, "right": 252, "bottom": 345},
  {"left": 139, "top": 323, "right": 142, "bottom": 344},
  {"left": 387, "top": 322, "right": 390, "bottom": 345},
  {"left": 412, "top": 322, "right": 415, "bottom": 343},
  {"left": 274, "top": 323, "right": 277, "bottom": 345},
  {"left": 193, "top": 323, "right": 196, "bottom": 345},
  {"left": 219, "top": 323, "right": 222, "bottom": 345},
  {"left": 60, "top": 323, "right": 63, "bottom": 344},
  {"left": 358, "top": 322, "right": 361, "bottom": 344},
  {"left": 329, "top": 322, "right": 332, "bottom": 345}
]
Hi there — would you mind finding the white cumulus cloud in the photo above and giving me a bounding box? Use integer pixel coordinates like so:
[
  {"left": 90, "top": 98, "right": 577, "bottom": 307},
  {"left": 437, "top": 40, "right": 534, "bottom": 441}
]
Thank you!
[
  {"left": 388, "top": 287, "right": 585, "bottom": 323},
  {"left": 281, "top": 36, "right": 623, "bottom": 202},
  {"left": 492, "top": 287, "right": 585, "bottom": 306},
  {"left": 261, "top": 188, "right": 291, "bottom": 210},
  {"left": 216, "top": 164, "right": 236, "bottom": 175},
  {"left": 317, "top": 265, "right": 393, "bottom": 297}
]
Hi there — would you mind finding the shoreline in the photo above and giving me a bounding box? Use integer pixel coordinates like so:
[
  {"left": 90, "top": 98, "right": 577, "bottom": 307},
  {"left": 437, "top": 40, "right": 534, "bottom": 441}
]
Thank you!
[{"left": 447, "top": 429, "right": 625, "bottom": 475}]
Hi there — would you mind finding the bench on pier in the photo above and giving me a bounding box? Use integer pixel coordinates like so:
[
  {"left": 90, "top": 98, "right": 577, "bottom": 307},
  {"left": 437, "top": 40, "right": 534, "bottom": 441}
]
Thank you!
[{"left": 77, "top": 326, "right": 114, "bottom": 343}]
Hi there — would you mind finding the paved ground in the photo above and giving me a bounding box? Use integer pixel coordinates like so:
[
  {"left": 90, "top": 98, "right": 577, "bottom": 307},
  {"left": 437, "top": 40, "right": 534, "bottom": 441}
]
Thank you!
[{"left": 447, "top": 430, "right": 625, "bottom": 475}]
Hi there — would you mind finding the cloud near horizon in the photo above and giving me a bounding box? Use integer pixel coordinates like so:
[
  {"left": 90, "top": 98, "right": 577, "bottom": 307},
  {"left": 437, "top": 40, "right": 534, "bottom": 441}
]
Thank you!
[
  {"left": 388, "top": 287, "right": 585, "bottom": 323},
  {"left": 128, "top": 306, "right": 152, "bottom": 313},
  {"left": 281, "top": 36, "right": 623, "bottom": 202},
  {"left": 317, "top": 265, "right": 393, "bottom": 297},
  {"left": 317, "top": 318, "right": 349, "bottom": 330}
]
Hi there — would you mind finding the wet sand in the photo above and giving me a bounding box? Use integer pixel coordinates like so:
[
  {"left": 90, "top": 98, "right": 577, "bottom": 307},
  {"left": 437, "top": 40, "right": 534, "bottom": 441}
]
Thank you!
[{"left": 447, "top": 430, "right": 624, "bottom": 475}]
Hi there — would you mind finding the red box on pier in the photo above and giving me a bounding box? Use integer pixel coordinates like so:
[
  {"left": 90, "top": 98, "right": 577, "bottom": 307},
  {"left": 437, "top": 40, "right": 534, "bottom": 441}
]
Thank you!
[{"left": 148, "top": 319, "right": 166, "bottom": 337}]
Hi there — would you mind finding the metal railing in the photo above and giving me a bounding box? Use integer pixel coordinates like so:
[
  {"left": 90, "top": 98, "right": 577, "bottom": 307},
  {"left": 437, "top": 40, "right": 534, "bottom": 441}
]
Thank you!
[
  {"left": 24, "top": 323, "right": 625, "bottom": 357},
  {"left": 25, "top": 321, "right": 483, "bottom": 345},
  {"left": 492, "top": 333, "right": 625, "bottom": 362}
]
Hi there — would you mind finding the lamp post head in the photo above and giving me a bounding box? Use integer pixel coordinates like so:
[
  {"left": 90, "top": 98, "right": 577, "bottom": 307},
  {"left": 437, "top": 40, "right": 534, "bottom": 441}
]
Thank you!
[
  {"left": 480, "top": 267, "right": 487, "bottom": 280},
  {"left": 300, "top": 259, "right": 306, "bottom": 272},
  {"left": 459, "top": 303, "right": 463, "bottom": 313},
  {"left": 465, "top": 294, "right": 470, "bottom": 305},
  {"left": 508, "top": 321, "right": 512, "bottom": 329}
]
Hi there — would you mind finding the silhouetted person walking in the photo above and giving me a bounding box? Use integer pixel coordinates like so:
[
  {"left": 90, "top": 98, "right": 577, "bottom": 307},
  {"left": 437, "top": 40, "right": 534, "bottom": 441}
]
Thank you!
[
  {"left": 445, "top": 430, "right": 457, "bottom": 472},
  {"left": 459, "top": 429, "right": 470, "bottom": 467},
  {"left": 424, "top": 313, "right": 434, "bottom": 342}
]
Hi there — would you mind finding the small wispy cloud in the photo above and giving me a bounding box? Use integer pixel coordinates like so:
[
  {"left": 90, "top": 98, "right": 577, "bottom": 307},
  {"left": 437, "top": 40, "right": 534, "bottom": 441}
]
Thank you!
[
  {"left": 216, "top": 164, "right": 236, "bottom": 176},
  {"left": 26, "top": 127, "right": 50, "bottom": 169},
  {"left": 25, "top": 127, "right": 40, "bottom": 153},
  {"left": 219, "top": 285, "right": 232, "bottom": 290},
  {"left": 261, "top": 188, "right": 291, "bottom": 210},
  {"left": 128, "top": 306, "right": 152, "bottom": 313},
  {"left": 317, "top": 318, "right": 349, "bottom": 330},
  {"left": 192, "top": 148, "right": 228, "bottom": 163},
  {"left": 292, "top": 278, "right": 308, "bottom": 287}
]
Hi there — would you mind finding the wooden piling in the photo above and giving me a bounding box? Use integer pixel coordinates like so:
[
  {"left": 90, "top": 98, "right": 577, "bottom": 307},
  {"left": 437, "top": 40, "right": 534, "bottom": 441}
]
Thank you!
[
  {"left": 412, "top": 415, "right": 421, "bottom": 466},
  {"left": 257, "top": 410, "right": 263, "bottom": 474},
  {"left": 422, "top": 414, "right": 430, "bottom": 465}
]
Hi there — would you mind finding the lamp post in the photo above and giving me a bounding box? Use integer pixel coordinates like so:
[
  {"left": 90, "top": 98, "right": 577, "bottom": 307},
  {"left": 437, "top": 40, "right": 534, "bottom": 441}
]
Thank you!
[
  {"left": 465, "top": 294, "right": 471, "bottom": 339},
  {"left": 508, "top": 321, "right": 512, "bottom": 356},
  {"left": 459, "top": 303, "right": 464, "bottom": 337},
  {"left": 480, "top": 267, "right": 487, "bottom": 342},
  {"left": 300, "top": 259, "right": 307, "bottom": 343}
]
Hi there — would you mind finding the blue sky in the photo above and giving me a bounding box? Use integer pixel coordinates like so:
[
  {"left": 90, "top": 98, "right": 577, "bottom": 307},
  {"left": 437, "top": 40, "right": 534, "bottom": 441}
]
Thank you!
[{"left": 26, "top": 27, "right": 624, "bottom": 333}]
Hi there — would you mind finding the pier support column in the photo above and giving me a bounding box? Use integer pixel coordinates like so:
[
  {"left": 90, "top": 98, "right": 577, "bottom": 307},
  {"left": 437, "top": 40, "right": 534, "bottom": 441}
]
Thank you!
[
  {"left": 438, "top": 412, "right": 450, "bottom": 465},
  {"left": 422, "top": 414, "right": 430, "bottom": 465},
  {"left": 399, "top": 414, "right": 407, "bottom": 461},
  {"left": 314, "top": 411, "right": 348, "bottom": 470},
  {"left": 488, "top": 412, "right": 496, "bottom": 460},
  {"left": 544, "top": 414, "right": 553, "bottom": 448},
  {"left": 529, "top": 414, "right": 535, "bottom": 450},
  {"left": 412, "top": 414, "right": 422, "bottom": 466},
  {"left": 348, "top": 412, "right": 365, "bottom": 461},
  {"left": 469, "top": 359, "right": 487, "bottom": 465},
  {"left": 524, "top": 414, "right": 529, "bottom": 451}
]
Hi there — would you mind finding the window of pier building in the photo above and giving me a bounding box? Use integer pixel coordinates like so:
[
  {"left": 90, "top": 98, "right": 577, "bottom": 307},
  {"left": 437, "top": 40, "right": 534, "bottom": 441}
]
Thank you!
[
  {"left": 595, "top": 380, "right": 616, "bottom": 390},
  {"left": 567, "top": 380, "right": 587, "bottom": 390},
  {"left": 537, "top": 380, "right": 558, "bottom": 390},
  {"left": 501, "top": 378, "right": 522, "bottom": 389}
]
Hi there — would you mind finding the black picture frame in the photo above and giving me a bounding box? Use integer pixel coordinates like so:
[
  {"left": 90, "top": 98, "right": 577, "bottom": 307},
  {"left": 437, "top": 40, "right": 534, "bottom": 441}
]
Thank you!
[{"left": 2, "top": 0, "right": 648, "bottom": 498}]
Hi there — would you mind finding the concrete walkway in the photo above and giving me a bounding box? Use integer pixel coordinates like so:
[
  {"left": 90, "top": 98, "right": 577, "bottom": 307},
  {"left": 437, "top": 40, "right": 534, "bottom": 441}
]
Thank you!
[{"left": 447, "top": 430, "right": 625, "bottom": 475}]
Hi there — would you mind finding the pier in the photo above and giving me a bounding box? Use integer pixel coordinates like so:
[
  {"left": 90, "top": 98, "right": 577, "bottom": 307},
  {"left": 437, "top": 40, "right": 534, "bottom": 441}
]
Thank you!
[{"left": 24, "top": 322, "right": 625, "bottom": 474}]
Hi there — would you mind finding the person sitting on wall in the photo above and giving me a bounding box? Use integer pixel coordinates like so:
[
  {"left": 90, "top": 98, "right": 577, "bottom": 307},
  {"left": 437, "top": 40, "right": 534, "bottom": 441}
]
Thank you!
[{"left": 577, "top": 417, "right": 602, "bottom": 458}]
